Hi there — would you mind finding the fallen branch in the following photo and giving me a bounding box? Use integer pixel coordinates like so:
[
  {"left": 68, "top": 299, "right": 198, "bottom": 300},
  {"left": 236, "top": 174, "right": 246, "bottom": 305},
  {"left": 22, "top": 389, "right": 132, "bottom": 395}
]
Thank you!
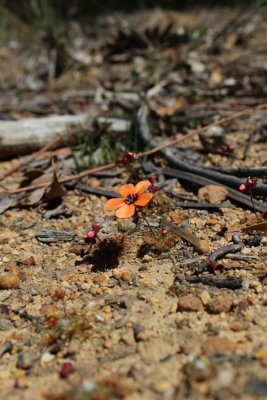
[
  {"left": 197, "top": 242, "right": 245, "bottom": 273},
  {"left": 0, "top": 114, "right": 90, "bottom": 158},
  {"left": 8, "top": 101, "right": 267, "bottom": 195}
]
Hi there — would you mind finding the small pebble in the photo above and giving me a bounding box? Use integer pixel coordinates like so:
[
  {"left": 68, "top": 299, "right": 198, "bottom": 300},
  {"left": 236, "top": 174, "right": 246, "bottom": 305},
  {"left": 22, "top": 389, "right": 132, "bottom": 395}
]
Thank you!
[
  {"left": 40, "top": 304, "right": 59, "bottom": 319},
  {"left": 200, "top": 290, "right": 211, "bottom": 305},
  {"left": 206, "top": 294, "right": 233, "bottom": 314},
  {"left": 203, "top": 337, "right": 237, "bottom": 354},
  {"left": 178, "top": 294, "right": 204, "bottom": 312},
  {"left": 16, "top": 352, "right": 38, "bottom": 369},
  {"left": 0, "top": 273, "right": 20, "bottom": 289},
  {"left": 93, "top": 274, "right": 106, "bottom": 284},
  {"left": 121, "top": 271, "right": 131, "bottom": 282},
  {"left": 40, "top": 352, "right": 55, "bottom": 363},
  {"left": 196, "top": 240, "right": 210, "bottom": 254},
  {"left": 0, "top": 319, "right": 13, "bottom": 331}
]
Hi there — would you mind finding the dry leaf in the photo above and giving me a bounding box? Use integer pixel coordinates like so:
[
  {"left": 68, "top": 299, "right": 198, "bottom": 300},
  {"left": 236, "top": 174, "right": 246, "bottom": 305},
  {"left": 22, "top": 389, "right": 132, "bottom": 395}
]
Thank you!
[
  {"left": 242, "top": 222, "right": 267, "bottom": 232},
  {"left": 45, "top": 170, "right": 66, "bottom": 202}
]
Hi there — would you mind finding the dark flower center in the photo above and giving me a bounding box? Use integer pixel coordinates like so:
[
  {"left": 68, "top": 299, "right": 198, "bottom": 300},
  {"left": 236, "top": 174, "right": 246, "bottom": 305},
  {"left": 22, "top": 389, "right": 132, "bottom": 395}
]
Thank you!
[{"left": 125, "top": 194, "right": 137, "bottom": 205}]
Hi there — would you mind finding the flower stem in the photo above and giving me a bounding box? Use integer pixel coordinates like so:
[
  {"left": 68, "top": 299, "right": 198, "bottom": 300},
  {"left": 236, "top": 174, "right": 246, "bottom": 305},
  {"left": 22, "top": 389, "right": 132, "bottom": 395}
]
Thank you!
[{"left": 139, "top": 209, "right": 157, "bottom": 238}]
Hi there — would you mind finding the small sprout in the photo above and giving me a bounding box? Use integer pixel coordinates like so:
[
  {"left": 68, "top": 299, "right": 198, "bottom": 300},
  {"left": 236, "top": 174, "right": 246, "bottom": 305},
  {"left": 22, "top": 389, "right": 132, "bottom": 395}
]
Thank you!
[{"left": 106, "top": 181, "right": 153, "bottom": 219}]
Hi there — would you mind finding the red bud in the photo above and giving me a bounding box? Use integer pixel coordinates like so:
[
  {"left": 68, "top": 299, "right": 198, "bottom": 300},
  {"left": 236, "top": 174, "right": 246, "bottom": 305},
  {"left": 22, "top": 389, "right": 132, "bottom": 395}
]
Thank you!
[{"left": 86, "top": 230, "right": 96, "bottom": 239}]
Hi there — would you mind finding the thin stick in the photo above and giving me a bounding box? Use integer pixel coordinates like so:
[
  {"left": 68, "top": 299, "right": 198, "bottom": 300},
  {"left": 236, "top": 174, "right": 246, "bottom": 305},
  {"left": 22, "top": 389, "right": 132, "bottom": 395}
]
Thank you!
[
  {"left": 0, "top": 137, "right": 61, "bottom": 181},
  {"left": 8, "top": 102, "right": 267, "bottom": 195}
]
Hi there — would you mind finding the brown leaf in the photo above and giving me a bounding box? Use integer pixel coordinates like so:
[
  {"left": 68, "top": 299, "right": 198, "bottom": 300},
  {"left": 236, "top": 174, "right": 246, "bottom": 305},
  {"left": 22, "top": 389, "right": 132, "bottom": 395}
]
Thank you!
[
  {"left": 23, "top": 188, "right": 45, "bottom": 206},
  {"left": 242, "top": 222, "right": 267, "bottom": 232},
  {"left": 45, "top": 170, "right": 66, "bottom": 202}
]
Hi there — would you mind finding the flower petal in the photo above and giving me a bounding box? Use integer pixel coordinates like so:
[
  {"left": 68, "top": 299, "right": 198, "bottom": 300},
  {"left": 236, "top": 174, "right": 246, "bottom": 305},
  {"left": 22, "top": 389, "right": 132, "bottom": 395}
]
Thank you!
[
  {"left": 134, "top": 180, "right": 151, "bottom": 195},
  {"left": 119, "top": 183, "right": 135, "bottom": 197},
  {"left": 106, "top": 198, "right": 125, "bottom": 210},
  {"left": 116, "top": 204, "right": 135, "bottom": 218},
  {"left": 134, "top": 193, "right": 153, "bottom": 206}
]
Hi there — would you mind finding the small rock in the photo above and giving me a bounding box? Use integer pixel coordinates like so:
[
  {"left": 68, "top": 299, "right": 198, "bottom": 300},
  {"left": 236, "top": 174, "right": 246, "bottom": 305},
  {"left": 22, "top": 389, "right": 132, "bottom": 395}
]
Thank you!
[
  {"left": 133, "top": 323, "right": 144, "bottom": 341},
  {"left": 178, "top": 294, "right": 204, "bottom": 312},
  {"left": 169, "top": 303, "right": 178, "bottom": 313},
  {"left": 2, "top": 244, "right": 11, "bottom": 254},
  {"left": 40, "top": 304, "right": 59, "bottom": 319},
  {"left": 203, "top": 337, "right": 237, "bottom": 354},
  {"left": 229, "top": 321, "right": 244, "bottom": 332},
  {"left": 68, "top": 244, "right": 84, "bottom": 255},
  {"left": 118, "top": 219, "right": 136, "bottom": 232},
  {"left": 154, "top": 381, "right": 172, "bottom": 393},
  {"left": 142, "top": 254, "right": 153, "bottom": 262},
  {"left": 16, "top": 352, "right": 38, "bottom": 369},
  {"left": 135, "top": 329, "right": 155, "bottom": 342},
  {"left": 206, "top": 294, "right": 233, "bottom": 314},
  {"left": 15, "top": 375, "right": 29, "bottom": 389},
  {"left": 121, "top": 271, "right": 131, "bottom": 282},
  {"left": 198, "top": 185, "right": 229, "bottom": 204},
  {"left": 254, "top": 349, "right": 267, "bottom": 360},
  {"left": 196, "top": 239, "right": 210, "bottom": 254},
  {"left": 93, "top": 274, "right": 106, "bottom": 284},
  {"left": 200, "top": 290, "right": 211, "bottom": 305},
  {"left": 0, "top": 272, "right": 20, "bottom": 289},
  {"left": 40, "top": 352, "right": 55, "bottom": 363},
  {"left": 0, "top": 319, "right": 13, "bottom": 331},
  {"left": 104, "top": 339, "right": 112, "bottom": 349}
]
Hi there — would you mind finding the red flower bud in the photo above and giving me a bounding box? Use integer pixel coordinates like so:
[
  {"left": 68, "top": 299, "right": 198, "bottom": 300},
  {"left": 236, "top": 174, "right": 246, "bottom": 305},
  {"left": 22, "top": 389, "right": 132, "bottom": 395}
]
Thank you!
[
  {"left": 161, "top": 229, "right": 168, "bottom": 236},
  {"left": 246, "top": 177, "right": 257, "bottom": 189},
  {"left": 115, "top": 158, "right": 126, "bottom": 168},
  {"left": 239, "top": 183, "right": 246, "bottom": 192},
  {"left": 147, "top": 174, "right": 157, "bottom": 184},
  {"left": 126, "top": 151, "right": 138, "bottom": 162},
  {"left": 86, "top": 230, "right": 96, "bottom": 239},
  {"left": 92, "top": 222, "right": 101, "bottom": 232}
]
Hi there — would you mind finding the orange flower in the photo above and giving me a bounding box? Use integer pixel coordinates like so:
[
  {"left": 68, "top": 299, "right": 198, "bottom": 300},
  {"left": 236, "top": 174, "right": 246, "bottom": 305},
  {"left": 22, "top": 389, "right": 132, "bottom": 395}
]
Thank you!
[{"left": 106, "top": 180, "right": 153, "bottom": 218}]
